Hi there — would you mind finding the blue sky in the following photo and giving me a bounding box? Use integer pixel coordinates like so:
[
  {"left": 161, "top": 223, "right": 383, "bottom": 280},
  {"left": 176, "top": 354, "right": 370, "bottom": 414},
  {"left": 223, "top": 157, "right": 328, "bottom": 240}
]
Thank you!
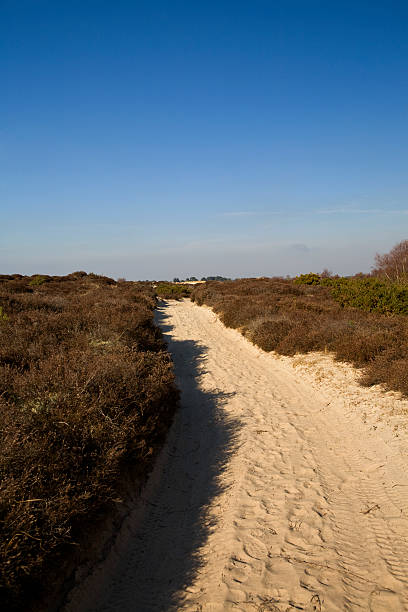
[{"left": 1, "top": 0, "right": 407, "bottom": 279}]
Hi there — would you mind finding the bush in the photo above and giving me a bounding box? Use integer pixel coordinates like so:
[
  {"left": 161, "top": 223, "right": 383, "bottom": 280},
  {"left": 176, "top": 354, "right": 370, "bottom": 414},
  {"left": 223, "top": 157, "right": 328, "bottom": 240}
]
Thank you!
[
  {"left": 191, "top": 278, "right": 408, "bottom": 397},
  {"left": 250, "top": 318, "right": 294, "bottom": 352},
  {"left": 294, "top": 273, "right": 408, "bottom": 315},
  {"left": 0, "top": 275, "right": 179, "bottom": 610},
  {"left": 326, "top": 277, "right": 408, "bottom": 314},
  {"left": 28, "top": 275, "right": 47, "bottom": 286},
  {"left": 155, "top": 283, "right": 192, "bottom": 299},
  {"left": 293, "top": 273, "right": 321, "bottom": 285}
]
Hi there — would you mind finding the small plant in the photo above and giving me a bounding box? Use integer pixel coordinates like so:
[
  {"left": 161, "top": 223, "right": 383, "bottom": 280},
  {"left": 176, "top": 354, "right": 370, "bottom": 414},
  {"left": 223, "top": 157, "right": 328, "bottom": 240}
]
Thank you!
[
  {"left": 29, "top": 275, "right": 47, "bottom": 286},
  {"left": 0, "top": 306, "right": 8, "bottom": 321},
  {"left": 293, "top": 273, "right": 321, "bottom": 285},
  {"left": 155, "top": 283, "right": 192, "bottom": 299}
]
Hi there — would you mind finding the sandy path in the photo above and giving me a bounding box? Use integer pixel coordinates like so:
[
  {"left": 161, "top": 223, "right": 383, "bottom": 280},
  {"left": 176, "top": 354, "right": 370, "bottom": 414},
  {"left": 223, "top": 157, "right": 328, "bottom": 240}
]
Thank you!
[{"left": 64, "top": 299, "right": 408, "bottom": 612}]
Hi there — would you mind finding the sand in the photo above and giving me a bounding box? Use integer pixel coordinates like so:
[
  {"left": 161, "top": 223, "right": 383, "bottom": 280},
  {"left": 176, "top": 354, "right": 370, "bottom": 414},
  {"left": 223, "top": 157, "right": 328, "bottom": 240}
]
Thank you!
[{"left": 63, "top": 299, "right": 408, "bottom": 611}]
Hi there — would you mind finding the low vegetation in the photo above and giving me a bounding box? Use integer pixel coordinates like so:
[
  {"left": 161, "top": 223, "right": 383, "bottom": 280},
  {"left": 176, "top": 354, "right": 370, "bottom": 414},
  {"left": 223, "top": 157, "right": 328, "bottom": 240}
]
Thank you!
[
  {"left": 155, "top": 282, "right": 192, "bottom": 299},
  {"left": 191, "top": 273, "right": 408, "bottom": 398},
  {"left": 294, "top": 274, "right": 408, "bottom": 315},
  {"left": 0, "top": 273, "right": 179, "bottom": 610}
]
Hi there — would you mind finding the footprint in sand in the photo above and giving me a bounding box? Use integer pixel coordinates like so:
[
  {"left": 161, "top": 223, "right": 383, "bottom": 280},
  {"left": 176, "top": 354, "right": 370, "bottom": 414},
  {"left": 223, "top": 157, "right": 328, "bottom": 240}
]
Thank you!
[
  {"left": 244, "top": 536, "right": 268, "bottom": 560},
  {"left": 369, "top": 589, "right": 403, "bottom": 612}
]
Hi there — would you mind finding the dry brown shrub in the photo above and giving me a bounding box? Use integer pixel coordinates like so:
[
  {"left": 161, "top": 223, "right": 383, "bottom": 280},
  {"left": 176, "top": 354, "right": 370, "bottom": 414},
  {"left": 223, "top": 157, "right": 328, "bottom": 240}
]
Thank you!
[
  {"left": 0, "top": 274, "right": 179, "bottom": 610},
  {"left": 191, "top": 278, "right": 408, "bottom": 397},
  {"left": 250, "top": 318, "right": 294, "bottom": 352}
]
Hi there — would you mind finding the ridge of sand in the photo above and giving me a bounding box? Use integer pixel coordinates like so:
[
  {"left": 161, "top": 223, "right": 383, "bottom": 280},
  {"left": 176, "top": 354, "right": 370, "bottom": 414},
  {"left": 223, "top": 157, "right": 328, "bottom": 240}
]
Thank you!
[{"left": 64, "top": 299, "right": 408, "bottom": 611}]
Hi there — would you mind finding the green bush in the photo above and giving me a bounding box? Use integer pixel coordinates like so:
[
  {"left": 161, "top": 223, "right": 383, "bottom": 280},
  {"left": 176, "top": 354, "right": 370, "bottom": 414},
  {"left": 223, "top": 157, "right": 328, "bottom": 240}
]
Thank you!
[
  {"left": 293, "top": 273, "right": 321, "bottom": 285},
  {"left": 293, "top": 275, "right": 408, "bottom": 315},
  {"left": 325, "top": 278, "right": 408, "bottom": 314},
  {"left": 155, "top": 283, "right": 192, "bottom": 299},
  {"left": 29, "top": 275, "right": 47, "bottom": 286}
]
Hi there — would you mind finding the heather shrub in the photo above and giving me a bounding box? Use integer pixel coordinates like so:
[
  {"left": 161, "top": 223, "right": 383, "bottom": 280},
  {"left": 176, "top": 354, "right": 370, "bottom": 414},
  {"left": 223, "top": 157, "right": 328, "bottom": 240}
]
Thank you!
[
  {"left": 191, "top": 278, "right": 408, "bottom": 397},
  {"left": 0, "top": 275, "right": 179, "bottom": 610},
  {"left": 250, "top": 318, "right": 294, "bottom": 352},
  {"left": 362, "top": 356, "right": 408, "bottom": 396},
  {"left": 333, "top": 328, "right": 394, "bottom": 365}
]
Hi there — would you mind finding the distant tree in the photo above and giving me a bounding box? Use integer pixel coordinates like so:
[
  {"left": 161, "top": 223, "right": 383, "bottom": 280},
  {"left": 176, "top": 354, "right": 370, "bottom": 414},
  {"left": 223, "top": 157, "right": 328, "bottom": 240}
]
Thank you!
[
  {"left": 173, "top": 277, "right": 180, "bottom": 283},
  {"left": 373, "top": 240, "right": 408, "bottom": 283},
  {"left": 201, "top": 275, "right": 231, "bottom": 281},
  {"left": 320, "top": 268, "right": 332, "bottom": 278}
]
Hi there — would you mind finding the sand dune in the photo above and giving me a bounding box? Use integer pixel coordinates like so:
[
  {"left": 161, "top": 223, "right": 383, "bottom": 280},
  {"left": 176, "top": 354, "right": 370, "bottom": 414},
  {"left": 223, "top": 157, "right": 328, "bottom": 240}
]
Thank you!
[{"left": 64, "top": 299, "right": 408, "bottom": 611}]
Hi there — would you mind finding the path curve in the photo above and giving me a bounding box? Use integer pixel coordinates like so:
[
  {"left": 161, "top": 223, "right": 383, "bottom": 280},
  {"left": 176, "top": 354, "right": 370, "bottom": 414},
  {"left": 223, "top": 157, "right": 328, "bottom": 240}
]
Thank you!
[{"left": 64, "top": 299, "right": 408, "bottom": 612}]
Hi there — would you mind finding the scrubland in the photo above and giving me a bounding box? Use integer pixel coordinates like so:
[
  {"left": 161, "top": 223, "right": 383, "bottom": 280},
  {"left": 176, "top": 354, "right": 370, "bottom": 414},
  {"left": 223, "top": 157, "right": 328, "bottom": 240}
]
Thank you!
[
  {"left": 155, "top": 282, "right": 192, "bottom": 299},
  {"left": 0, "top": 273, "right": 179, "bottom": 610},
  {"left": 191, "top": 275, "right": 408, "bottom": 397},
  {"left": 2, "top": 239, "right": 408, "bottom": 609}
]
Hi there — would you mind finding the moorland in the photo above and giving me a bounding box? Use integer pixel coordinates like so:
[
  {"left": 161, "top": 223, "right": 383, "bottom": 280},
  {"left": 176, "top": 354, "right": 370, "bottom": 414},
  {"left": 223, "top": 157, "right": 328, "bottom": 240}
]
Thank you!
[
  {"left": 0, "top": 272, "right": 178, "bottom": 610},
  {"left": 2, "top": 240, "right": 408, "bottom": 609},
  {"left": 191, "top": 241, "right": 408, "bottom": 398}
]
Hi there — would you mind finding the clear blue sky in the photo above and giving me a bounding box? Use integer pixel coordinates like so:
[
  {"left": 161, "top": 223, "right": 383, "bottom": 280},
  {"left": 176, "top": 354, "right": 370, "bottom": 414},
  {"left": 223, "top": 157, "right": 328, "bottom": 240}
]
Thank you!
[{"left": 1, "top": 0, "right": 407, "bottom": 279}]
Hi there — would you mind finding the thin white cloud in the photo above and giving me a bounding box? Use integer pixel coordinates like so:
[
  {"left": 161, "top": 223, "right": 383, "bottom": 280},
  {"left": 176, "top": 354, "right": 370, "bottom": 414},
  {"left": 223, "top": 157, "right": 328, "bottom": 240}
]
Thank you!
[
  {"left": 317, "top": 208, "right": 408, "bottom": 215},
  {"left": 218, "top": 211, "right": 283, "bottom": 218},
  {"left": 219, "top": 207, "right": 408, "bottom": 219},
  {"left": 218, "top": 211, "right": 260, "bottom": 217},
  {"left": 290, "top": 243, "right": 310, "bottom": 253}
]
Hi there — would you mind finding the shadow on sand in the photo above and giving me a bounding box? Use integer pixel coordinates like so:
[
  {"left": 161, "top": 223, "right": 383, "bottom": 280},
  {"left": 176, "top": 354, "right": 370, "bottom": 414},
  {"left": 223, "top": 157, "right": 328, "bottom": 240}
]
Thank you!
[{"left": 78, "top": 301, "right": 241, "bottom": 612}]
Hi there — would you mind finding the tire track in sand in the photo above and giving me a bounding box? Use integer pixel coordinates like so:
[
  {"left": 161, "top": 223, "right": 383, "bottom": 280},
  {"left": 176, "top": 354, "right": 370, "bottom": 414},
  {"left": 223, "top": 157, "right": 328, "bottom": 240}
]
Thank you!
[{"left": 64, "top": 299, "right": 408, "bottom": 612}]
